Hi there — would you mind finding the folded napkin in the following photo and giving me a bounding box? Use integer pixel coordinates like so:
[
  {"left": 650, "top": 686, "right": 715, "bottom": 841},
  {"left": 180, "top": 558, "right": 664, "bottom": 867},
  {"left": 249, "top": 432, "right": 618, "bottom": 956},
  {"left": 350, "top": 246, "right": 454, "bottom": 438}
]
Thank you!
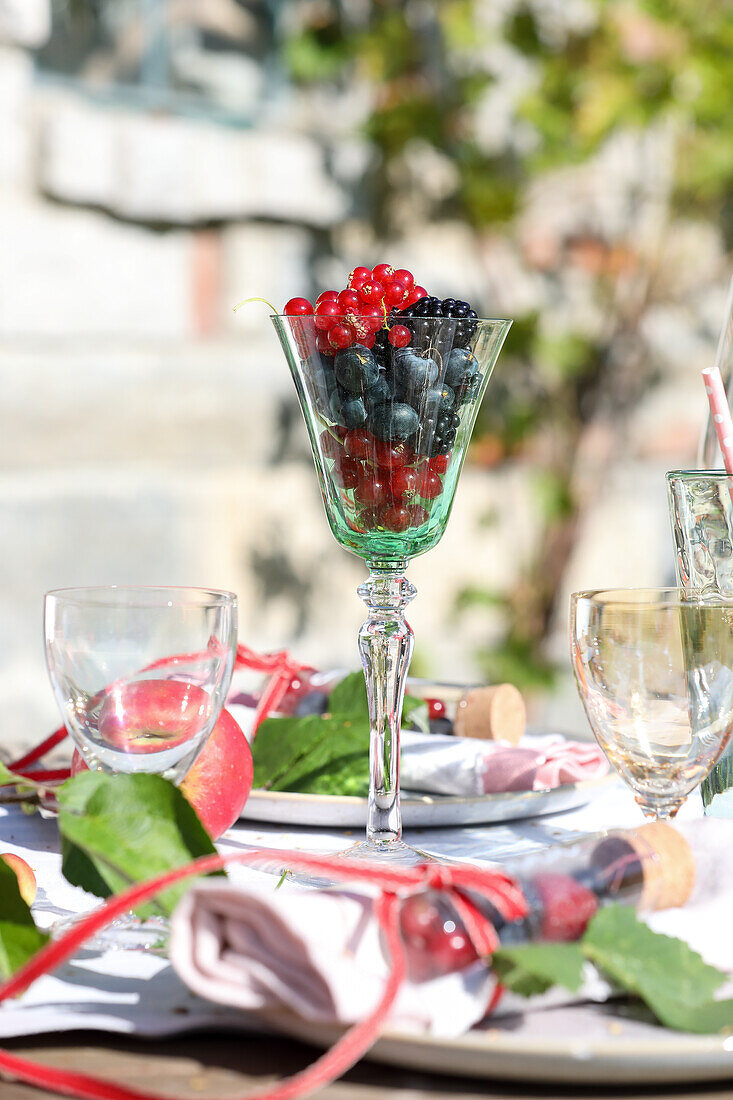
[
  {"left": 170, "top": 820, "right": 733, "bottom": 1040},
  {"left": 169, "top": 879, "right": 495, "bottom": 1037},
  {"left": 400, "top": 731, "right": 608, "bottom": 797}
]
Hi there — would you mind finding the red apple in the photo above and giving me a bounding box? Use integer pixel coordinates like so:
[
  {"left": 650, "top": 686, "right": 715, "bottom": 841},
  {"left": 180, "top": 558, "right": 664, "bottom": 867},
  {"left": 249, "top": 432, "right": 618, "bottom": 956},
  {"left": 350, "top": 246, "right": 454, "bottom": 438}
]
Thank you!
[
  {"left": 71, "top": 706, "right": 253, "bottom": 840},
  {"left": 98, "top": 679, "right": 210, "bottom": 754},
  {"left": 1, "top": 853, "right": 37, "bottom": 905}
]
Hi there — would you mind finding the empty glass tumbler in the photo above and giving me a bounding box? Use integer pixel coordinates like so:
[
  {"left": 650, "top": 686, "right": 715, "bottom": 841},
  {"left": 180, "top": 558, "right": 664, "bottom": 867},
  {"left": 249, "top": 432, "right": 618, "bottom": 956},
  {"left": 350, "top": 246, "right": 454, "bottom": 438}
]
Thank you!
[{"left": 667, "top": 471, "right": 733, "bottom": 814}]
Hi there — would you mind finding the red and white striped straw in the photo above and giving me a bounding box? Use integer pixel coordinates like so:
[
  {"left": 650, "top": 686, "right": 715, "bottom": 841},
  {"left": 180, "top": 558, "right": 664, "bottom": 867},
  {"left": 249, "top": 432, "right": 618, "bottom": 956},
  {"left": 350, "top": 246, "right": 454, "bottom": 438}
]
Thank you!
[{"left": 702, "top": 365, "right": 733, "bottom": 474}]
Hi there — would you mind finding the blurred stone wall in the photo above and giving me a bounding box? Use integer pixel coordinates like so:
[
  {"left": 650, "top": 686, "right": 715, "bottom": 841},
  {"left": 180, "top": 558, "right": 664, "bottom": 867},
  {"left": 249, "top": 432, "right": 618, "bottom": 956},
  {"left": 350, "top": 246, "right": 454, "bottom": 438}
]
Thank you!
[{"left": 0, "top": 0, "right": 723, "bottom": 757}]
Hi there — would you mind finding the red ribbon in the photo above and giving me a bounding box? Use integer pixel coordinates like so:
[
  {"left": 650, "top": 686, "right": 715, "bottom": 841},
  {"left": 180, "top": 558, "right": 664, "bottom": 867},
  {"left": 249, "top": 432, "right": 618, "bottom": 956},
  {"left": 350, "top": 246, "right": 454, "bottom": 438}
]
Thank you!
[
  {"left": 7, "top": 644, "right": 312, "bottom": 784},
  {"left": 0, "top": 849, "right": 526, "bottom": 1100}
]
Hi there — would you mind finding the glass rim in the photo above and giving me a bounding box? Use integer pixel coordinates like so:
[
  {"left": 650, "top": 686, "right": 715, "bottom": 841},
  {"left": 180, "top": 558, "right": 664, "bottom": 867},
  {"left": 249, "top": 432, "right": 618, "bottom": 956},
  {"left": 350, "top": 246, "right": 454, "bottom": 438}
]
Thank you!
[
  {"left": 269, "top": 313, "right": 512, "bottom": 325},
  {"left": 570, "top": 585, "right": 733, "bottom": 609},
  {"left": 666, "top": 469, "right": 732, "bottom": 481},
  {"left": 44, "top": 585, "right": 237, "bottom": 610}
]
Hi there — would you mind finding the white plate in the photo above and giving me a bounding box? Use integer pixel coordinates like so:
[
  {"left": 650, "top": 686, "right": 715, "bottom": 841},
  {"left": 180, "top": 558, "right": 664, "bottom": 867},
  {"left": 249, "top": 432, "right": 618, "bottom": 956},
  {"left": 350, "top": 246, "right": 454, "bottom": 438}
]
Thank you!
[
  {"left": 274, "top": 1002, "right": 733, "bottom": 1085},
  {"left": 241, "top": 775, "right": 612, "bottom": 828}
]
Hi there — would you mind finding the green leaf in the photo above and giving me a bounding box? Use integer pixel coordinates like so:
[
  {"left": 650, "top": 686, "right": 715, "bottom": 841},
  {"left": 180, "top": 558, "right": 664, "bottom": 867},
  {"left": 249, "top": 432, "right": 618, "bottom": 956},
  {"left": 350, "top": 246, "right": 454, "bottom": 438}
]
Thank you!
[
  {"left": 57, "top": 772, "right": 218, "bottom": 918},
  {"left": 253, "top": 713, "right": 370, "bottom": 796},
  {"left": 493, "top": 942, "right": 585, "bottom": 997},
  {"left": 583, "top": 906, "right": 732, "bottom": 1034},
  {"left": 0, "top": 762, "right": 18, "bottom": 787},
  {"left": 327, "top": 672, "right": 368, "bottom": 717},
  {"left": 403, "top": 694, "right": 430, "bottom": 735},
  {"left": 0, "top": 860, "right": 49, "bottom": 978}
]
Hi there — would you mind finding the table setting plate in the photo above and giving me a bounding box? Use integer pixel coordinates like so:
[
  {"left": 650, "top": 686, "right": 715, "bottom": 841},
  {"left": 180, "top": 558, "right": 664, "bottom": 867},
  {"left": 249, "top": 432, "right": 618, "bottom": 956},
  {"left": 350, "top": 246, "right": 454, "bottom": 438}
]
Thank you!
[
  {"left": 275, "top": 1002, "right": 733, "bottom": 1085},
  {"left": 241, "top": 774, "right": 613, "bottom": 828}
]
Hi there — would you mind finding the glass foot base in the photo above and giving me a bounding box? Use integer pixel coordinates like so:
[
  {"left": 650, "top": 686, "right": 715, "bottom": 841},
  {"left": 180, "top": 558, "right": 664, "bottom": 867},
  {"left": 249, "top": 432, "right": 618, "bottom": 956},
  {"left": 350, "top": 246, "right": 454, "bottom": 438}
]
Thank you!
[
  {"left": 341, "top": 838, "right": 434, "bottom": 866},
  {"left": 52, "top": 910, "right": 169, "bottom": 954}
]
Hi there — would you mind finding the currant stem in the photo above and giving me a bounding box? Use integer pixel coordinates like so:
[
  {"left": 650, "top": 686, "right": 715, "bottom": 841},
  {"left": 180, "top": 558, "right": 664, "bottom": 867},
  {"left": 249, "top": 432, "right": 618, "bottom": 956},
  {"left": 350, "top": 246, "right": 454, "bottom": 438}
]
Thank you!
[{"left": 232, "top": 295, "right": 279, "bottom": 314}]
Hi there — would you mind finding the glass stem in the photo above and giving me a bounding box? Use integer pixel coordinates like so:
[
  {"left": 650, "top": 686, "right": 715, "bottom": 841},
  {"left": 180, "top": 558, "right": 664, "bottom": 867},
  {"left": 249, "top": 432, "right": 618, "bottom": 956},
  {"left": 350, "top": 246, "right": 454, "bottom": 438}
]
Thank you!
[{"left": 358, "top": 564, "right": 416, "bottom": 847}]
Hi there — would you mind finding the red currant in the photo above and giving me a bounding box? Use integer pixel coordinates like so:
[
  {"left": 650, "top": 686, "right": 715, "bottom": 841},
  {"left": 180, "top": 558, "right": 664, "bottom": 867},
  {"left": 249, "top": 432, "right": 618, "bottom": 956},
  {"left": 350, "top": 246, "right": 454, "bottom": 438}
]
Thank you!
[
  {"left": 316, "top": 330, "right": 333, "bottom": 354},
  {"left": 388, "top": 324, "right": 411, "bottom": 348},
  {"left": 416, "top": 470, "right": 443, "bottom": 500},
  {"left": 392, "top": 268, "right": 414, "bottom": 290},
  {"left": 373, "top": 440, "right": 411, "bottom": 469},
  {"left": 320, "top": 428, "right": 344, "bottom": 461},
  {"left": 344, "top": 429, "right": 374, "bottom": 462},
  {"left": 358, "top": 281, "right": 385, "bottom": 306},
  {"left": 347, "top": 313, "right": 371, "bottom": 343},
  {"left": 283, "top": 297, "right": 313, "bottom": 316},
  {"left": 372, "top": 263, "right": 396, "bottom": 283},
  {"left": 429, "top": 454, "right": 450, "bottom": 475},
  {"left": 348, "top": 266, "right": 372, "bottom": 287},
  {"left": 359, "top": 332, "right": 376, "bottom": 349},
  {"left": 354, "top": 475, "right": 391, "bottom": 508},
  {"left": 380, "top": 504, "right": 411, "bottom": 532},
  {"left": 389, "top": 467, "right": 417, "bottom": 500},
  {"left": 384, "top": 282, "right": 407, "bottom": 308},
  {"left": 413, "top": 285, "right": 428, "bottom": 300},
  {"left": 408, "top": 504, "right": 430, "bottom": 527},
  {"left": 332, "top": 456, "right": 362, "bottom": 490},
  {"left": 337, "top": 289, "right": 361, "bottom": 311},
  {"left": 361, "top": 304, "right": 384, "bottom": 333},
  {"left": 316, "top": 290, "right": 338, "bottom": 305},
  {"left": 329, "top": 323, "right": 355, "bottom": 349},
  {"left": 314, "top": 300, "right": 341, "bottom": 331}
]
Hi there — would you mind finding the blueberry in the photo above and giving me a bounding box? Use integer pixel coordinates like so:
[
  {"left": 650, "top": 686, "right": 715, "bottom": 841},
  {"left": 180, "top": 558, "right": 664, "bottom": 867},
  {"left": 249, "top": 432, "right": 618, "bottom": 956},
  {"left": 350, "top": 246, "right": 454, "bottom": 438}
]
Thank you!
[
  {"left": 329, "top": 391, "right": 346, "bottom": 426},
  {"left": 341, "top": 396, "right": 367, "bottom": 428},
  {"left": 371, "top": 402, "right": 419, "bottom": 442},
  {"left": 366, "top": 373, "right": 392, "bottom": 409},
  {"left": 412, "top": 419, "right": 438, "bottom": 455},
  {"left": 456, "top": 370, "right": 481, "bottom": 405},
  {"left": 334, "top": 346, "right": 379, "bottom": 395},
  {"left": 395, "top": 353, "right": 439, "bottom": 400}
]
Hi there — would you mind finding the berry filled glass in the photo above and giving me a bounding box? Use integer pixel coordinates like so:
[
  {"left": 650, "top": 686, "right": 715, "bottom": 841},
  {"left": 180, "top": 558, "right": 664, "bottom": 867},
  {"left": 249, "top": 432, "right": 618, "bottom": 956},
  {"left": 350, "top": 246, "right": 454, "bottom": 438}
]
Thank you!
[{"left": 272, "top": 282, "right": 510, "bottom": 863}]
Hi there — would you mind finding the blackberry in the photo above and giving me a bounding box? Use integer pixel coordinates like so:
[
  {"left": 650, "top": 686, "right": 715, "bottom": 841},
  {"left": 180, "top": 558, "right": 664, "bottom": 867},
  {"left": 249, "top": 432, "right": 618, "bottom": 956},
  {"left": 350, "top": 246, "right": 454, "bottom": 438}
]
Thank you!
[{"left": 441, "top": 298, "right": 478, "bottom": 349}]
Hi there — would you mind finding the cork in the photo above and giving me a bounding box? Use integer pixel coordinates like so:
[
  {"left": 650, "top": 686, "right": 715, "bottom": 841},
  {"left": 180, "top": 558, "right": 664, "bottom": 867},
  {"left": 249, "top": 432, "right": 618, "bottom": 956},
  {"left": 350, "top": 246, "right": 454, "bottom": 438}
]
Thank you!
[
  {"left": 626, "top": 822, "right": 695, "bottom": 911},
  {"left": 453, "top": 684, "right": 526, "bottom": 745}
]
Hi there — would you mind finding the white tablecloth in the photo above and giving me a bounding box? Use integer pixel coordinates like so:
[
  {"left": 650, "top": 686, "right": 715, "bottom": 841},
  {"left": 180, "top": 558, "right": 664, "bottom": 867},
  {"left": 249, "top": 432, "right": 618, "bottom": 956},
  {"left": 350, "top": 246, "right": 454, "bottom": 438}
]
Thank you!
[{"left": 0, "top": 780, "right": 701, "bottom": 1040}]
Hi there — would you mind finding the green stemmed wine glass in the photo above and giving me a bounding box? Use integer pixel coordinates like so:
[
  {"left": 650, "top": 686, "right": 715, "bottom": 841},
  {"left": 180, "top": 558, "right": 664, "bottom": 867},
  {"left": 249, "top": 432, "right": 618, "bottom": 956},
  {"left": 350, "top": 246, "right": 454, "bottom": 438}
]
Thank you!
[{"left": 272, "top": 313, "right": 511, "bottom": 864}]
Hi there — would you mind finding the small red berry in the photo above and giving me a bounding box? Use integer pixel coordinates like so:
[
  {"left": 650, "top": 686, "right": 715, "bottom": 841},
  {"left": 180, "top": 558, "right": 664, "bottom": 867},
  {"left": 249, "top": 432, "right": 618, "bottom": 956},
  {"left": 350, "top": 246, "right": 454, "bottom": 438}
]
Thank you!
[
  {"left": 359, "top": 332, "right": 376, "bottom": 349},
  {"left": 337, "top": 289, "right": 361, "bottom": 311},
  {"left": 372, "top": 263, "right": 396, "bottom": 283},
  {"left": 314, "top": 300, "right": 341, "bottom": 331},
  {"left": 329, "top": 323, "right": 354, "bottom": 349},
  {"left": 408, "top": 504, "right": 430, "bottom": 527},
  {"left": 429, "top": 454, "right": 450, "bottom": 475},
  {"left": 332, "top": 456, "right": 362, "bottom": 489},
  {"left": 384, "top": 282, "right": 407, "bottom": 308},
  {"left": 320, "top": 429, "right": 344, "bottom": 461},
  {"left": 392, "top": 268, "right": 415, "bottom": 290},
  {"left": 534, "top": 874, "right": 599, "bottom": 942},
  {"left": 413, "top": 285, "right": 428, "bottom": 300},
  {"left": 316, "top": 290, "right": 338, "bottom": 305},
  {"left": 360, "top": 304, "right": 384, "bottom": 333},
  {"left": 316, "top": 330, "right": 333, "bottom": 354},
  {"left": 380, "top": 504, "right": 411, "bottom": 532},
  {"left": 416, "top": 470, "right": 443, "bottom": 500},
  {"left": 344, "top": 429, "right": 374, "bottom": 462},
  {"left": 348, "top": 266, "right": 372, "bottom": 287},
  {"left": 357, "top": 507, "right": 380, "bottom": 531},
  {"left": 389, "top": 467, "right": 418, "bottom": 500},
  {"left": 354, "top": 475, "right": 391, "bottom": 508},
  {"left": 388, "top": 324, "right": 411, "bottom": 348},
  {"left": 358, "top": 281, "right": 385, "bottom": 306},
  {"left": 283, "top": 297, "right": 313, "bottom": 316},
  {"left": 373, "top": 440, "right": 411, "bottom": 469}
]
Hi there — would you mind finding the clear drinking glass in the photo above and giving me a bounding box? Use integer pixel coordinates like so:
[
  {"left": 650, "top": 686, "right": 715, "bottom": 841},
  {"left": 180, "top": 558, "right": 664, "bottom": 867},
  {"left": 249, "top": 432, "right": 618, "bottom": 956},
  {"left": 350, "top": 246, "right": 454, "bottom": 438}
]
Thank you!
[
  {"left": 272, "top": 313, "right": 511, "bottom": 864},
  {"left": 45, "top": 586, "right": 238, "bottom": 784},
  {"left": 570, "top": 587, "right": 733, "bottom": 820},
  {"left": 667, "top": 470, "right": 733, "bottom": 814}
]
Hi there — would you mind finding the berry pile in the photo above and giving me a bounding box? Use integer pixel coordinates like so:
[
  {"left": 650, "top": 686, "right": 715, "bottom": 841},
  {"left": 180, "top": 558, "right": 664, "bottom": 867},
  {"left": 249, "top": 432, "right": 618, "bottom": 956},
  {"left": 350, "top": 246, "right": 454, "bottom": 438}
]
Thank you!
[{"left": 282, "top": 264, "right": 483, "bottom": 538}]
